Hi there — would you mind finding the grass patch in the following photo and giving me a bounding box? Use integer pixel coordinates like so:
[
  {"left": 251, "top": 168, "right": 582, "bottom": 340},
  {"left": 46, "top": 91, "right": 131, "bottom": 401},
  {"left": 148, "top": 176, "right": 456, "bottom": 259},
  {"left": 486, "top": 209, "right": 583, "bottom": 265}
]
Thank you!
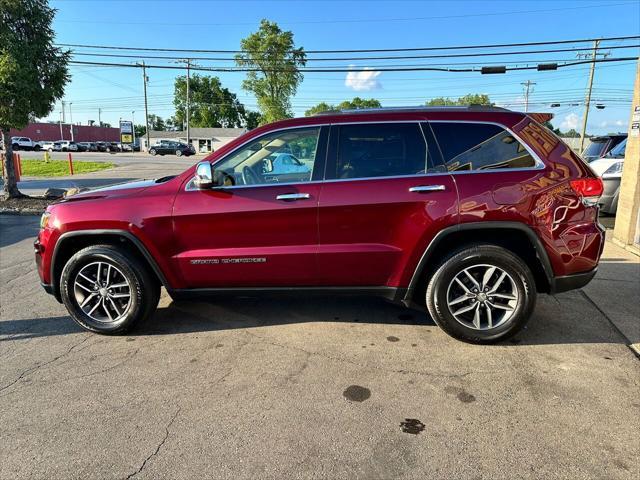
[{"left": 19, "top": 159, "right": 114, "bottom": 177}]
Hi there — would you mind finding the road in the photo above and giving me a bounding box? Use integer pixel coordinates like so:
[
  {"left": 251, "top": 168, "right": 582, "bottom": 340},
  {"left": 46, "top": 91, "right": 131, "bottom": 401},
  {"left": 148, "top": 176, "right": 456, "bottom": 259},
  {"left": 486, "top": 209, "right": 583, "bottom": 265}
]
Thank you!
[
  {"left": 0, "top": 214, "right": 638, "bottom": 479},
  {"left": 6, "top": 152, "right": 203, "bottom": 196}
]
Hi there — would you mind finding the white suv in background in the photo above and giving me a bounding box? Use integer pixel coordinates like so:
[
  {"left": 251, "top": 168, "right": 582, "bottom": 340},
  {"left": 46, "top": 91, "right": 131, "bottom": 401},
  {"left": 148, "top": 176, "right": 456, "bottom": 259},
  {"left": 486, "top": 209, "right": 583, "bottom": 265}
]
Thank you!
[
  {"left": 11, "top": 136, "right": 40, "bottom": 151},
  {"left": 589, "top": 138, "right": 626, "bottom": 214}
]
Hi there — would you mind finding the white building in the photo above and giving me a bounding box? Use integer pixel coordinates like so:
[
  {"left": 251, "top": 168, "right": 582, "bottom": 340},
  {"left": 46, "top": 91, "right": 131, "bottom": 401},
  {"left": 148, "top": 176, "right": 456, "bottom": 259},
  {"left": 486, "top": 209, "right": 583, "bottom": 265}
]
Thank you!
[{"left": 141, "top": 127, "right": 246, "bottom": 153}]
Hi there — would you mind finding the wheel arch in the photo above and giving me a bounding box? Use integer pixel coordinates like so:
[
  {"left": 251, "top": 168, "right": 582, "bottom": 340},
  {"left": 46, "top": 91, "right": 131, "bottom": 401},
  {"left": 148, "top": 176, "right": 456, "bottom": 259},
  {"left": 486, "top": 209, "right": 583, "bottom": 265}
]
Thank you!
[
  {"left": 403, "top": 222, "right": 555, "bottom": 308},
  {"left": 50, "top": 230, "right": 169, "bottom": 301}
]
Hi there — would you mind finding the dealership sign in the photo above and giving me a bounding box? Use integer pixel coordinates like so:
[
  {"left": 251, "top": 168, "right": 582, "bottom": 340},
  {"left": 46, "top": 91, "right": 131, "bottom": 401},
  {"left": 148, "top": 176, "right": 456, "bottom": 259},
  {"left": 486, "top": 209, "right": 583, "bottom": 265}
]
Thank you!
[{"left": 120, "top": 120, "right": 133, "bottom": 144}]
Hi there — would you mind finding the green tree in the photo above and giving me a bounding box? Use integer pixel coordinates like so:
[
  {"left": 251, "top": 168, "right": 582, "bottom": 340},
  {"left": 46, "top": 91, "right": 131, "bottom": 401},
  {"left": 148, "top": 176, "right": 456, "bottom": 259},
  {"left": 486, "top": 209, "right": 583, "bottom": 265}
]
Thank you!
[
  {"left": 563, "top": 129, "right": 581, "bottom": 138},
  {"left": 426, "top": 94, "right": 493, "bottom": 106},
  {"left": 0, "top": 0, "right": 70, "bottom": 198},
  {"left": 304, "top": 98, "right": 381, "bottom": 117},
  {"left": 174, "top": 74, "right": 246, "bottom": 128},
  {"left": 304, "top": 102, "right": 336, "bottom": 117},
  {"left": 244, "top": 110, "right": 263, "bottom": 129},
  {"left": 337, "top": 97, "right": 382, "bottom": 110},
  {"left": 147, "top": 114, "right": 166, "bottom": 131},
  {"left": 235, "top": 20, "right": 306, "bottom": 124},
  {"left": 134, "top": 124, "right": 146, "bottom": 138}
]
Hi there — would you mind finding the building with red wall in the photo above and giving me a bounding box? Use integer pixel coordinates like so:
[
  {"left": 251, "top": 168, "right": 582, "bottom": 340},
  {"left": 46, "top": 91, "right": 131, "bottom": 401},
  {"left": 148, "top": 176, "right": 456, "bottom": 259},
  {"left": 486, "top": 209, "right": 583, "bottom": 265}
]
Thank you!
[{"left": 10, "top": 122, "right": 120, "bottom": 142}]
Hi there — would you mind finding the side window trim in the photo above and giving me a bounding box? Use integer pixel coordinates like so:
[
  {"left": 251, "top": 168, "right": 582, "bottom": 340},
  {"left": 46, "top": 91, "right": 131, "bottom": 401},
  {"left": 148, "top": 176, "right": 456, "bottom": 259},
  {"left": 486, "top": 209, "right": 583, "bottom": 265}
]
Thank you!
[
  {"left": 186, "top": 125, "right": 330, "bottom": 190},
  {"left": 428, "top": 120, "right": 546, "bottom": 173}
]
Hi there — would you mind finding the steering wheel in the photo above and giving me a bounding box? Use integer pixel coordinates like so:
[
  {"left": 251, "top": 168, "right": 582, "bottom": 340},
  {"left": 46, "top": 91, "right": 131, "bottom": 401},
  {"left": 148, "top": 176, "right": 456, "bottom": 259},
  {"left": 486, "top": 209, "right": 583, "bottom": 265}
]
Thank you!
[{"left": 242, "top": 165, "right": 261, "bottom": 185}]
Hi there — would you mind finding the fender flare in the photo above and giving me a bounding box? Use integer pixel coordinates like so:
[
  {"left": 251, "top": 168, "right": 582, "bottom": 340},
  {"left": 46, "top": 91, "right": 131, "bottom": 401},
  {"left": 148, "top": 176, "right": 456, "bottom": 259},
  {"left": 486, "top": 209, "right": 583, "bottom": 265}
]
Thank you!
[
  {"left": 50, "top": 229, "right": 170, "bottom": 299},
  {"left": 402, "top": 221, "right": 556, "bottom": 305}
]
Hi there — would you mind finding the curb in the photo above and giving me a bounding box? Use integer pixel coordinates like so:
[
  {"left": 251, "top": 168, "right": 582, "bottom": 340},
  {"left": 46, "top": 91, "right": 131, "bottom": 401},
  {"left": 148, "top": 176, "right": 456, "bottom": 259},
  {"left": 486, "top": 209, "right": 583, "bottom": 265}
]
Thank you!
[{"left": 0, "top": 209, "right": 43, "bottom": 216}]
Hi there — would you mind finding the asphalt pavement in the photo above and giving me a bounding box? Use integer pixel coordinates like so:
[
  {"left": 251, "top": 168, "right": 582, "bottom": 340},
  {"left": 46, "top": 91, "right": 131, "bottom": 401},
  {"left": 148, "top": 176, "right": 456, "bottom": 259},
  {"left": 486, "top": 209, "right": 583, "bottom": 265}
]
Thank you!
[{"left": 0, "top": 214, "right": 638, "bottom": 479}]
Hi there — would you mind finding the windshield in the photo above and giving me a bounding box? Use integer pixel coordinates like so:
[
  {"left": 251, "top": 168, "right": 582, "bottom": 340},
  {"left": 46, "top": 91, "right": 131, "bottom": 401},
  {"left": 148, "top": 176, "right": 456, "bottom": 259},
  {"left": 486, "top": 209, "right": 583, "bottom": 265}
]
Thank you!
[
  {"left": 583, "top": 139, "right": 607, "bottom": 158},
  {"left": 606, "top": 138, "right": 626, "bottom": 158}
]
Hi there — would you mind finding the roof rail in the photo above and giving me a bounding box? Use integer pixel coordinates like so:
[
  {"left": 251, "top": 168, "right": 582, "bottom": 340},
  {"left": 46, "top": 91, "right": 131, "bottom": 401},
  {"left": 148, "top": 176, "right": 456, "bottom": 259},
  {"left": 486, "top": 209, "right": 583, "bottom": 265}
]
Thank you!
[{"left": 312, "top": 105, "right": 512, "bottom": 116}]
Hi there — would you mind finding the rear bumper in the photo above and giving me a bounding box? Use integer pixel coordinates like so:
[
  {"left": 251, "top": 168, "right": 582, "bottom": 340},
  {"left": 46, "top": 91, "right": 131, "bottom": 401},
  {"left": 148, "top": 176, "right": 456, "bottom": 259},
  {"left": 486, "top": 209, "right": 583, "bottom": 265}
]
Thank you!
[{"left": 552, "top": 268, "right": 597, "bottom": 294}]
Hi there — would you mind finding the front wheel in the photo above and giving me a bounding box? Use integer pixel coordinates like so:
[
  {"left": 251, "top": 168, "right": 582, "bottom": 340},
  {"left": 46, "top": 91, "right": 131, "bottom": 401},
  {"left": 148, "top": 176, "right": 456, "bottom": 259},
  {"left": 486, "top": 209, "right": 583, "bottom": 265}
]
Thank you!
[
  {"left": 149, "top": 149, "right": 156, "bottom": 156},
  {"left": 33, "top": 145, "right": 41, "bottom": 151},
  {"left": 175, "top": 149, "right": 182, "bottom": 157},
  {"left": 426, "top": 245, "right": 536, "bottom": 344},
  {"left": 60, "top": 245, "right": 160, "bottom": 334}
]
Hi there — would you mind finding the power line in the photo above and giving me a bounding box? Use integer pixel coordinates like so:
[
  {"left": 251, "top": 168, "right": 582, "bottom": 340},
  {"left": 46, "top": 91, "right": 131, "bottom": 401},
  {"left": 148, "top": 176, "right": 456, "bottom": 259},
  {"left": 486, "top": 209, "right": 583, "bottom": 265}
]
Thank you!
[
  {"left": 66, "top": 44, "right": 640, "bottom": 63},
  {"left": 67, "top": 56, "right": 639, "bottom": 74},
  {"left": 55, "top": 35, "right": 640, "bottom": 55}
]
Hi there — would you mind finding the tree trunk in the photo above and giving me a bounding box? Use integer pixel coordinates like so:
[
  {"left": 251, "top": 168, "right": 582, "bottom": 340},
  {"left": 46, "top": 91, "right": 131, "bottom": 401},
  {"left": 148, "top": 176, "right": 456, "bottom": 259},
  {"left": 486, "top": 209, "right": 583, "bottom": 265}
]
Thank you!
[{"left": 1, "top": 128, "right": 23, "bottom": 199}]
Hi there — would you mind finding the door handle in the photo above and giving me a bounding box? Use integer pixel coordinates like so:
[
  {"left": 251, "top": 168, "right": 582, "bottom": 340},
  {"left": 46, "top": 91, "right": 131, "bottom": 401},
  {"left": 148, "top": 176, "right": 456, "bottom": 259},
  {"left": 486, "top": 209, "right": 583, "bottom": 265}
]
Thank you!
[
  {"left": 276, "top": 193, "right": 311, "bottom": 201},
  {"left": 409, "top": 185, "right": 446, "bottom": 193}
]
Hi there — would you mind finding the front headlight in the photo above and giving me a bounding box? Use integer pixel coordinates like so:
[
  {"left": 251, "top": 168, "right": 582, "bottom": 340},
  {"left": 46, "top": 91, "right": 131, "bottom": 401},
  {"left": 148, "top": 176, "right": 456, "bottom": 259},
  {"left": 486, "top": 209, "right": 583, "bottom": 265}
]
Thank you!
[
  {"left": 40, "top": 212, "right": 51, "bottom": 229},
  {"left": 603, "top": 161, "right": 623, "bottom": 175}
]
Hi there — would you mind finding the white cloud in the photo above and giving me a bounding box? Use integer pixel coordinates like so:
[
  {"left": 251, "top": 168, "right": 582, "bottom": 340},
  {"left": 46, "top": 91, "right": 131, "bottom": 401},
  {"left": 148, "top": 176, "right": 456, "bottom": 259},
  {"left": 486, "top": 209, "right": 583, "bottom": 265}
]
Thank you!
[
  {"left": 599, "top": 119, "right": 626, "bottom": 128},
  {"left": 561, "top": 113, "right": 580, "bottom": 130},
  {"left": 345, "top": 67, "right": 382, "bottom": 91}
]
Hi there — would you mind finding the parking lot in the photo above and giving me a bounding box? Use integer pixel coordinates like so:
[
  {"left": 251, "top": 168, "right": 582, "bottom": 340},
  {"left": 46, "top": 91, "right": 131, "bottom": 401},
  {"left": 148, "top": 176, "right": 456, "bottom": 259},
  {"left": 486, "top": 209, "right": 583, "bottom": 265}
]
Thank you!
[{"left": 1, "top": 214, "right": 638, "bottom": 479}]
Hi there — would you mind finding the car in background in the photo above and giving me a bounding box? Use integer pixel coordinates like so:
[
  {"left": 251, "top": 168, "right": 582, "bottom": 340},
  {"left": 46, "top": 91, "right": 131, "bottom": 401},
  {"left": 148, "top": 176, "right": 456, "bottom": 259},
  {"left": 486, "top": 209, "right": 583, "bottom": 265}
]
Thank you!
[
  {"left": 77, "top": 142, "right": 97, "bottom": 152},
  {"left": 582, "top": 134, "right": 626, "bottom": 163},
  {"left": 148, "top": 141, "right": 195, "bottom": 156},
  {"left": 11, "top": 136, "right": 40, "bottom": 151},
  {"left": 40, "top": 141, "right": 56, "bottom": 151},
  {"left": 95, "top": 141, "right": 118, "bottom": 153},
  {"left": 52, "top": 141, "right": 78, "bottom": 152},
  {"left": 589, "top": 138, "right": 626, "bottom": 214},
  {"left": 119, "top": 142, "right": 133, "bottom": 152},
  {"left": 266, "top": 153, "right": 311, "bottom": 176}
]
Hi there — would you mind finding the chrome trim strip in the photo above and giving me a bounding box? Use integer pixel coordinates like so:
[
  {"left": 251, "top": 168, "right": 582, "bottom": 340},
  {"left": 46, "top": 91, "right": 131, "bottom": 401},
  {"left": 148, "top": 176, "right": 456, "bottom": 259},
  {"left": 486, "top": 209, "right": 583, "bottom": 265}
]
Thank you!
[
  {"left": 276, "top": 193, "right": 311, "bottom": 201},
  {"left": 184, "top": 118, "right": 545, "bottom": 192},
  {"left": 409, "top": 185, "right": 446, "bottom": 192}
]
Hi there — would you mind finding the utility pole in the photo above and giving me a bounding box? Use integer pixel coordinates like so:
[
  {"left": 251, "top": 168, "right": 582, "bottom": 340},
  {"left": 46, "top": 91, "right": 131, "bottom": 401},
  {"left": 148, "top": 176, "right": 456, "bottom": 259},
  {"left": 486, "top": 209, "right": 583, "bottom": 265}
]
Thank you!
[
  {"left": 141, "top": 61, "right": 150, "bottom": 152},
  {"left": 186, "top": 58, "right": 191, "bottom": 147},
  {"left": 69, "top": 102, "right": 74, "bottom": 141},
  {"left": 59, "top": 110, "right": 63, "bottom": 139},
  {"left": 98, "top": 108, "right": 102, "bottom": 126},
  {"left": 521, "top": 80, "right": 536, "bottom": 112},
  {"left": 61, "top": 100, "right": 66, "bottom": 123},
  {"left": 579, "top": 40, "right": 602, "bottom": 153}
]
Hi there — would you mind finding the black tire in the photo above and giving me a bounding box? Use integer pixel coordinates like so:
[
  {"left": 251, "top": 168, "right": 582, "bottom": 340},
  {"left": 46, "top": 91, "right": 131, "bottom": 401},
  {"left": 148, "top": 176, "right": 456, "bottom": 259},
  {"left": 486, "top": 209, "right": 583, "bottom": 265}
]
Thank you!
[
  {"left": 12, "top": 143, "right": 19, "bottom": 150},
  {"left": 149, "top": 148, "right": 157, "bottom": 156},
  {"left": 426, "top": 244, "right": 536, "bottom": 344},
  {"left": 33, "top": 145, "right": 41, "bottom": 151},
  {"left": 175, "top": 149, "right": 182, "bottom": 157},
  {"left": 60, "top": 245, "right": 160, "bottom": 334}
]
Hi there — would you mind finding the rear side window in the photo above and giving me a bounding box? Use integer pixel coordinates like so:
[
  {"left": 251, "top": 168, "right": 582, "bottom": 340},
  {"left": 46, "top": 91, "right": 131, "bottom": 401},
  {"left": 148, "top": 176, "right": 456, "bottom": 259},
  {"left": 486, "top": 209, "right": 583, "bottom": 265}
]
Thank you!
[
  {"left": 430, "top": 122, "right": 537, "bottom": 171},
  {"left": 331, "top": 123, "right": 434, "bottom": 180}
]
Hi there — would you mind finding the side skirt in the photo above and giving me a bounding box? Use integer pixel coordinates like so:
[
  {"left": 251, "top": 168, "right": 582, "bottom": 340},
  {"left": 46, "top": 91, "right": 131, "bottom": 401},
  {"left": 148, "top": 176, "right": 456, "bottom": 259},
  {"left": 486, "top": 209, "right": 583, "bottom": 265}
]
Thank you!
[{"left": 168, "top": 286, "right": 409, "bottom": 304}]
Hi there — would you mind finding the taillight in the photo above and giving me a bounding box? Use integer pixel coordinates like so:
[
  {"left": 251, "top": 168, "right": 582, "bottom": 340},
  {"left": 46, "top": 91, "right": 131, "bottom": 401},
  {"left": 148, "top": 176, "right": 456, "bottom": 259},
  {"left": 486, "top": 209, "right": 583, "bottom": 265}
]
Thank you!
[{"left": 570, "top": 178, "right": 603, "bottom": 206}]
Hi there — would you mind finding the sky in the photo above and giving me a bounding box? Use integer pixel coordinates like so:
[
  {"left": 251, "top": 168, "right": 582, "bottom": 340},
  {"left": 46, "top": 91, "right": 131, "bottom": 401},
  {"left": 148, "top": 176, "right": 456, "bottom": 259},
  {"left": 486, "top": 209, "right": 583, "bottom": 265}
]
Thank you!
[{"left": 45, "top": 0, "right": 640, "bottom": 135}]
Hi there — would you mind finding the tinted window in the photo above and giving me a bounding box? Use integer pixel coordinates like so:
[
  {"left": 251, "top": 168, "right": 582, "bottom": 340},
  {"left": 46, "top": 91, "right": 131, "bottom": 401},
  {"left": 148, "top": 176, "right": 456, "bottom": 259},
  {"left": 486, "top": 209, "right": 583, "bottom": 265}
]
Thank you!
[
  {"left": 431, "top": 122, "right": 536, "bottom": 171},
  {"left": 333, "top": 123, "right": 431, "bottom": 179},
  {"left": 213, "top": 127, "right": 321, "bottom": 186}
]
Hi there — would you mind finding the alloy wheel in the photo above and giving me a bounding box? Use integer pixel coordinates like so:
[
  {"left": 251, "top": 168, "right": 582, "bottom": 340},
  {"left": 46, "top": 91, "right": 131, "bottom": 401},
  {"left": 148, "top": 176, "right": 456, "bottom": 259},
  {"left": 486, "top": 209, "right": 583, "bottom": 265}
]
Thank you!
[
  {"left": 446, "top": 264, "right": 519, "bottom": 330},
  {"left": 73, "top": 261, "right": 132, "bottom": 323}
]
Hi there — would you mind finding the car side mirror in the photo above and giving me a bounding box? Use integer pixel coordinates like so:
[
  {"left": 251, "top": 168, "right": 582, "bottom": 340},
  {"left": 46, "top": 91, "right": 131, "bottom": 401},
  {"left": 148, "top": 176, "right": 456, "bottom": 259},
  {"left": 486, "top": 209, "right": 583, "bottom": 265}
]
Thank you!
[{"left": 194, "top": 161, "right": 213, "bottom": 189}]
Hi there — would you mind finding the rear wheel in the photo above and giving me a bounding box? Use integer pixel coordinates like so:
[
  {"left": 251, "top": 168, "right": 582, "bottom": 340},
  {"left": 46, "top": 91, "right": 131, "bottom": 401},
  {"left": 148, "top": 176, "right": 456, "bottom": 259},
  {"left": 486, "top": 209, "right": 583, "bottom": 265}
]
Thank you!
[
  {"left": 426, "top": 245, "right": 536, "bottom": 344},
  {"left": 60, "top": 245, "right": 160, "bottom": 334}
]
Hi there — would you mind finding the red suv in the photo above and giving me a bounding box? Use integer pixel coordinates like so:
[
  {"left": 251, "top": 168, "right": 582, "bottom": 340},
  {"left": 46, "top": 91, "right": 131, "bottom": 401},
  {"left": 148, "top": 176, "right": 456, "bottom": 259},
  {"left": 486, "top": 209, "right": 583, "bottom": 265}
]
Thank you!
[{"left": 35, "top": 107, "right": 605, "bottom": 343}]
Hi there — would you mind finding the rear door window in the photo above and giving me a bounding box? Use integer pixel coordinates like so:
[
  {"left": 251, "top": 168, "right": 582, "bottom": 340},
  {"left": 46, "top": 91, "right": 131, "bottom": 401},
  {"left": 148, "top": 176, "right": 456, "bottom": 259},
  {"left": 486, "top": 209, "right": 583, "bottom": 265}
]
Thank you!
[
  {"left": 327, "top": 123, "right": 439, "bottom": 180},
  {"left": 430, "top": 122, "right": 537, "bottom": 171}
]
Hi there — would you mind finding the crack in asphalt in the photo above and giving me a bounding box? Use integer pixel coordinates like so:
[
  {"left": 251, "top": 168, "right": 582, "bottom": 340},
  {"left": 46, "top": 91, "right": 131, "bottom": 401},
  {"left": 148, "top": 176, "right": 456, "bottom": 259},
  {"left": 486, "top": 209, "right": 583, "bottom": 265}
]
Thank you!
[
  {"left": 125, "top": 407, "right": 181, "bottom": 480},
  {"left": 0, "top": 335, "right": 90, "bottom": 395}
]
